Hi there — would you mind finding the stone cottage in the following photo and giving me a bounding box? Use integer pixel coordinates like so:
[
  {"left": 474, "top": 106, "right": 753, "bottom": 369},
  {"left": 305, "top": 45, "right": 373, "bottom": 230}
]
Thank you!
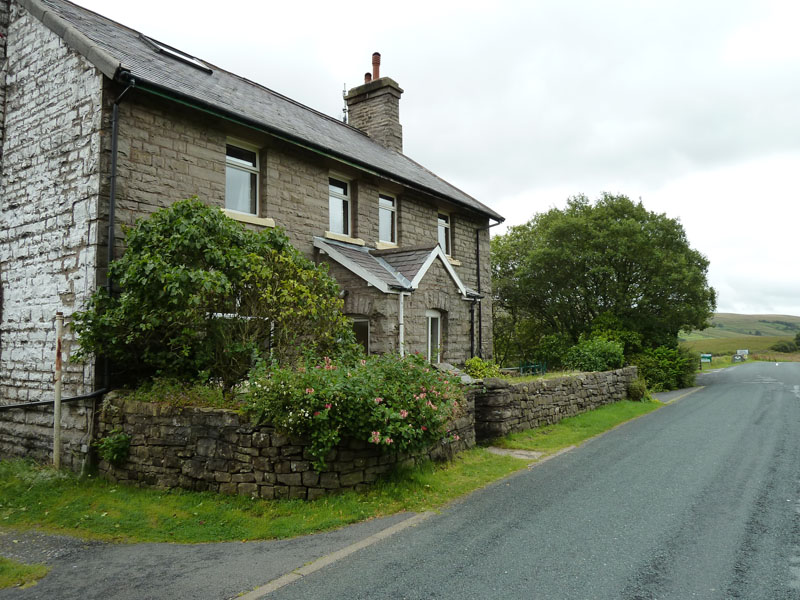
[{"left": 0, "top": 0, "right": 503, "bottom": 405}]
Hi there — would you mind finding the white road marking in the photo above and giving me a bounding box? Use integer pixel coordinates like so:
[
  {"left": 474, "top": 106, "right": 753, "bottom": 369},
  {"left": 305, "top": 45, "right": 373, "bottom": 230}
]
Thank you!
[{"left": 238, "top": 512, "right": 434, "bottom": 599}]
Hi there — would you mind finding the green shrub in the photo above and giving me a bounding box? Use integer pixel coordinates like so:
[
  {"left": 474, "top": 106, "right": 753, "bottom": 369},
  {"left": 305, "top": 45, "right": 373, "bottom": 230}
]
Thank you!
[
  {"left": 530, "top": 333, "right": 572, "bottom": 370},
  {"left": 464, "top": 357, "right": 501, "bottom": 379},
  {"left": 243, "top": 354, "right": 465, "bottom": 470},
  {"left": 94, "top": 428, "right": 131, "bottom": 465},
  {"left": 73, "top": 198, "right": 355, "bottom": 390},
  {"left": 626, "top": 377, "right": 649, "bottom": 401},
  {"left": 632, "top": 345, "right": 698, "bottom": 392},
  {"left": 564, "top": 337, "right": 624, "bottom": 372},
  {"left": 769, "top": 341, "right": 798, "bottom": 353}
]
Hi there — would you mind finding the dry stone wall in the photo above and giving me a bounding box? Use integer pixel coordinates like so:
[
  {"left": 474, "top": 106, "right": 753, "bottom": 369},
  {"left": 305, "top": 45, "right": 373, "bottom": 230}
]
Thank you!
[
  {"left": 96, "top": 393, "right": 475, "bottom": 500},
  {"left": 473, "top": 367, "right": 638, "bottom": 441},
  {"left": 0, "top": 2, "right": 103, "bottom": 403}
]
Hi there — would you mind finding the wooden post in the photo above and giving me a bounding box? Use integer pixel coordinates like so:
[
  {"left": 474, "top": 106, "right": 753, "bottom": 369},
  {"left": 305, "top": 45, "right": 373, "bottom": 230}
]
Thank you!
[{"left": 54, "top": 312, "right": 64, "bottom": 469}]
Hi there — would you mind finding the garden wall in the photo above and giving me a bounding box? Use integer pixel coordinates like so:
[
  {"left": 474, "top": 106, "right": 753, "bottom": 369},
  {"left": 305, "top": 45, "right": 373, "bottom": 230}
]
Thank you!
[
  {"left": 473, "top": 367, "right": 638, "bottom": 441},
  {"left": 96, "top": 393, "right": 475, "bottom": 500}
]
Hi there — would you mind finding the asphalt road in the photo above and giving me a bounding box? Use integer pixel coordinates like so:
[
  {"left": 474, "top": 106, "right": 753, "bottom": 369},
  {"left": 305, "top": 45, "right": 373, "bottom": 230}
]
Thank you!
[
  {"left": 266, "top": 362, "right": 800, "bottom": 599},
  {"left": 2, "top": 362, "right": 798, "bottom": 599}
]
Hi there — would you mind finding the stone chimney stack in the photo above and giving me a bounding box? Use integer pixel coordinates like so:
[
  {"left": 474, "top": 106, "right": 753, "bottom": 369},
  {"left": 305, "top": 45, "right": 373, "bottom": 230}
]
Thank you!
[{"left": 345, "top": 52, "right": 404, "bottom": 153}]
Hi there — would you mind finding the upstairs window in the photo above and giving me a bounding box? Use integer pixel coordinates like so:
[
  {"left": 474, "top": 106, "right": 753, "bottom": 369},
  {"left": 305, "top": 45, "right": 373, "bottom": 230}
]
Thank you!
[
  {"left": 226, "top": 144, "right": 258, "bottom": 215},
  {"left": 437, "top": 213, "right": 451, "bottom": 256},
  {"left": 379, "top": 194, "right": 397, "bottom": 244},
  {"left": 329, "top": 177, "right": 350, "bottom": 235}
]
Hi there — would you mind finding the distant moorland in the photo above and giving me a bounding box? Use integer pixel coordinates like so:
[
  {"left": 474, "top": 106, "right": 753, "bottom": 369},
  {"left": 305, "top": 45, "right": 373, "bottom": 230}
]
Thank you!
[{"left": 680, "top": 313, "right": 800, "bottom": 355}]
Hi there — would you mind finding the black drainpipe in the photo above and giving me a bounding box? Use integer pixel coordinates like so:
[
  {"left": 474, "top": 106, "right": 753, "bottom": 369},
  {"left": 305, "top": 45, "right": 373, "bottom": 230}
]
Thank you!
[
  {"left": 103, "top": 72, "right": 136, "bottom": 390},
  {"left": 475, "top": 221, "right": 503, "bottom": 358},
  {"left": 469, "top": 299, "right": 476, "bottom": 357}
]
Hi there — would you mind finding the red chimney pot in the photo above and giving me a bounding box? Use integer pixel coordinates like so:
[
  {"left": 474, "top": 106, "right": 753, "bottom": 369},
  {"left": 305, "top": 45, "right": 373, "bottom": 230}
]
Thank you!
[
  {"left": 364, "top": 72, "right": 372, "bottom": 84},
  {"left": 372, "top": 52, "right": 381, "bottom": 81}
]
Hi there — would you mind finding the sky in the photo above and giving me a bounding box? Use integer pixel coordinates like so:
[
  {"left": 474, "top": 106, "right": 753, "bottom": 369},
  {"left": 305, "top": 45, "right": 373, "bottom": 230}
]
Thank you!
[{"left": 72, "top": 0, "right": 800, "bottom": 317}]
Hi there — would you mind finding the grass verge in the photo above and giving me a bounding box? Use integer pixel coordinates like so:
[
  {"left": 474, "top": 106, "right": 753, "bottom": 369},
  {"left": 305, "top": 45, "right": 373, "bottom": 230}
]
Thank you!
[
  {"left": 0, "top": 399, "right": 661, "bottom": 545},
  {"left": 0, "top": 557, "right": 50, "bottom": 590},
  {"left": 493, "top": 399, "right": 661, "bottom": 453},
  {"left": 0, "top": 450, "right": 527, "bottom": 544}
]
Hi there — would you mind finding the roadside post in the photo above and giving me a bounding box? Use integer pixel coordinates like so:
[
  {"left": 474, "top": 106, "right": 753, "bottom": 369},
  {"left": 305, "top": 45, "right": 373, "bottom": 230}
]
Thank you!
[{"left": 54, "top": 312, "right": 64, "bottom": 469}]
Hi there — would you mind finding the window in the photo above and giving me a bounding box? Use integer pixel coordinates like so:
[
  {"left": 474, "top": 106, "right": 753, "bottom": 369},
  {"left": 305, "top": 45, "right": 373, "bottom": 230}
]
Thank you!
[
  {"left": 226, "top": 144, "right": 258, "bottom": 215},
  {"left": 351, "top": 318, "right": 370, "bottom": 353},
  {"left": 426, "top": 310, "right": 441, "bottom": 363},
  {"left": 437, "top": 213, "right": 451, "bottom": 256},
  {"left": 378, "top": 194, "right": 397, "bottom": 244},
  {"left": 140, "top": 34, "right": 212, "bottom": 73},
  {"left": 329, "top": 177, "right": 350, "bottom": 235}
]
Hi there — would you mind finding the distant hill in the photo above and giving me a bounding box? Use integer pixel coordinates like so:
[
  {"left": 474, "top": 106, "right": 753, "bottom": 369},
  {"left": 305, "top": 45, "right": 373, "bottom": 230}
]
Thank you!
[{"left": 681, "top": 313, "right": 800, "bottom": 341}]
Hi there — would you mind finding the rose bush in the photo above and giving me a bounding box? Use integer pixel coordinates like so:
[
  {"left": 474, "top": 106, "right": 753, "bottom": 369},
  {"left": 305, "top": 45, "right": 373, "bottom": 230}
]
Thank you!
[{"left": 244, "top": 353, "right": 465, "bottom": 470}]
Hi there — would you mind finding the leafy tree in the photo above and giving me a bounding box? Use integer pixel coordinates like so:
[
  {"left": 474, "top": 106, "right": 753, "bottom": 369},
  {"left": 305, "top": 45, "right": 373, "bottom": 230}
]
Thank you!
[
  {"left": 492, "top": 194, "right": 716, "bottom": 360},
  {"left": 73, "top": 198, "right": 355, "bottom": 390}
]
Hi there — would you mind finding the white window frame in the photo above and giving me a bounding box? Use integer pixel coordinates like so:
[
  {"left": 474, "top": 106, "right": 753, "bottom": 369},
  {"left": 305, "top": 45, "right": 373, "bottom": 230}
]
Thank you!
[
  {"left": 426, "top": 309, "right": 441, "bottom": 363},
  {"left": 225, "top": 141, "right": 260, "bottom": 216},
  {"left": 437, "top": 212, "right": 451, "bottom": 256},
  {"left": 378, "top": 193, "right": 397, "bottom": 245},
  {"left": 329, "top": 176, "right": 351, "bottom": 236}
]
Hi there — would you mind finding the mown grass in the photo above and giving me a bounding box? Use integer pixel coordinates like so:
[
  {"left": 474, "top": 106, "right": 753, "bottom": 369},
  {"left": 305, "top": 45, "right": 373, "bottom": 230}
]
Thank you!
[
  {"left": 494, "top": 400, "right": 661, "bottom": 453},
  {"left": 0, "top": 451, "right": 527, "bottom": 544},
  {"left": 0, "top": 557, "right": 50, "bottom": 590}
]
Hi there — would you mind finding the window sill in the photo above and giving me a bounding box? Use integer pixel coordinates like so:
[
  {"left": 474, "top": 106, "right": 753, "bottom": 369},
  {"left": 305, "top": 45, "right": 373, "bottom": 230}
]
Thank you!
[
  {"left": 375, "top": 241, "right": 398, "bottom": 250},
  {"left": 223, "top": 209, "right": 275, "bottom": 228},
  {"left": 325, "top": 231, "right": 365, "bottom": 246},
  {"left": 447, "top": 256, "right": 462, "bottom": 266}
]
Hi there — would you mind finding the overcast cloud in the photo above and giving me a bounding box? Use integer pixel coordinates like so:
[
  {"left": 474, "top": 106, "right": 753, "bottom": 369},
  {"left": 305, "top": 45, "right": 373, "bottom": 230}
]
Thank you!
[{"left": 72, "top": 0, "right": 800, "bottom": 317}]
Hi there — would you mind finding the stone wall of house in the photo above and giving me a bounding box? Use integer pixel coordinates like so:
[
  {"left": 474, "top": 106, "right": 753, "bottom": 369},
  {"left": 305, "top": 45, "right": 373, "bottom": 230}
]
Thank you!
[
  {"left": 108, "top": 92, "right": 494, "bottom": 363},
  {"left": 403, "top": 258, "right": 475, "bottom": 363},
  {"left": 0, "top": 0, "right": 9, "bottom": 163},
  {"left": 322, "top": 259, "right": 399, "bottom": 355},
  {"left": 103, "top": 90, "right": 229, "bottom": 263},
  {"left": 0, "top": 2, "right": 103, "bottom": 403},
  {"left": 0, "top": 399, "right": 95, "bottom": 470},
  {"left": 96, "top": 393, "right": 475, "bottom": 500},
  {"left": 322, "top": 256, "right": 477, "bottom": 362},
  {"left": 473, "top": 367, "right": 638, "bottom": 441}
]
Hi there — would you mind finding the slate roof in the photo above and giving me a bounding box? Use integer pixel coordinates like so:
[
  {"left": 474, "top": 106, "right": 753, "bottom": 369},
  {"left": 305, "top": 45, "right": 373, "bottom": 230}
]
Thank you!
[
  {"left": 23, "top": 0, "right": 503, "bottom": 222},
  {"left": 314, "top": 238, "right": 481, "bottom": 298}
]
